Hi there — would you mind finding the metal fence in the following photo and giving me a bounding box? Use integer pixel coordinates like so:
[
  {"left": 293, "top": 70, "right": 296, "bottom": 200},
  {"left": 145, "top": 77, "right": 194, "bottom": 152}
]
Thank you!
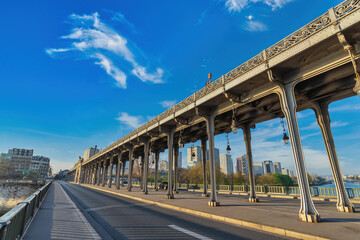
[{"left": 0, "top": 181, "right": 52, "bottom": 240}]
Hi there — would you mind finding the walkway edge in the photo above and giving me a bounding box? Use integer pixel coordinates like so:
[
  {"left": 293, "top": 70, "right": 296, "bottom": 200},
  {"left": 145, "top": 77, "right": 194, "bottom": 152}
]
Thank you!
[{"left": 76, "top": 183, "right": 329, "bottom": 240}]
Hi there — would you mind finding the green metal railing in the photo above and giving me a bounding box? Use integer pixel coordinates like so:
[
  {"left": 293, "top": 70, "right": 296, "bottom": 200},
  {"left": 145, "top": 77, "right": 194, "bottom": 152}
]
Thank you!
[{"left": 0, "top": 181, "right": 52, "bottom": 240}]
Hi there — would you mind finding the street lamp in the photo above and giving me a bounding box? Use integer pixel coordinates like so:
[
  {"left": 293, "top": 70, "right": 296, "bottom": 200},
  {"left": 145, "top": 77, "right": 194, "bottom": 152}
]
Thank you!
[
  {"left": 226, "top": 133, "right": 231, "bottom": 154},
  {"left": 280, "top": 118, "right": 290, "bottom": 144}
]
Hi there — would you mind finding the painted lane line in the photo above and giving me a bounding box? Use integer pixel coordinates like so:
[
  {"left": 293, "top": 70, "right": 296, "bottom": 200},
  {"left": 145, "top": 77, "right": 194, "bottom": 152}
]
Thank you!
[
  {"left": 168, "top": 225, "right": 213, "bottom": 240},
  {"left": 59, "top": 182, "right": 101, "bottom": 240}
]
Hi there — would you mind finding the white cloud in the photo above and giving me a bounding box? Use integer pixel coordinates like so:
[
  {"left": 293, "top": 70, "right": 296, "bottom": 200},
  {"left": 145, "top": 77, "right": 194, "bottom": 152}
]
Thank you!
[
  {"left": 331, "top": 121, "right": 348, "bottom": 128},
  {"left": 195, "top": 11, "right": 207, "bottom": 25},
  {"left": 225, "top": 0, "right": 293, "bottom": 12},
  {"left": 116, "top": 112, "right": 144, "bottom": 129},
  {"left": 329, "top": 104, "right": 360, "bottom": 112},
  {"left": 244, "top": 19, "right": 267, "bottom": 32},
  {"left": 46, "top": 12, "right": 164, "bottom": 88},
  {"left": 160, "top": 100, "right": 177, "bottom": 108}
]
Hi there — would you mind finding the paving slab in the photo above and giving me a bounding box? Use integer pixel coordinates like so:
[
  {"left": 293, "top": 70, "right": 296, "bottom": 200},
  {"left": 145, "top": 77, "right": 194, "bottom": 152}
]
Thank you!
[
  {"left": 79, "top": 183, "right": 360, "bottom": 240},
  {"left": 24, "top": 181, "right": 100, "bottom": 240}
]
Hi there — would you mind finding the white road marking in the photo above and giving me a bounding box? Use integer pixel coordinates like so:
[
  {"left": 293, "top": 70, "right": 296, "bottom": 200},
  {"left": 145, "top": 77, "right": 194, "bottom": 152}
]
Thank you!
[
  {"left": 59, "top": 182, "right": 101, "bottom": 240},
  {"left": 168, "top": 225, "right": 213, "bottom": 240}
]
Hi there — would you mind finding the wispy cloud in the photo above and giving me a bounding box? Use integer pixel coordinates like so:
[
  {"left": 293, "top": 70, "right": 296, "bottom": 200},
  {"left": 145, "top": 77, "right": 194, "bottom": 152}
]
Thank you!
[
  {"left": 116, "top": 112, "right": 144, "bottom": 129},
  {"left": 160, "top": 100, "right": 177, "bottom": 108},
  {"left": 243, "top": 15, "right": 267, "bottom": 32},
  {"left": 225, "top": 0, "right": 293, "bottom": 12},
  {"left": 46, "top": 12, "right": 164, "bottom": 88},
  {"left": 330, "top": 104, "right": 360, "bottom": 112},
  {"left": 111, "top": 12, "right": 137, "bottom": 33},
  {"left": 195, "top": 11, "right": 207, "bottom": 25}
]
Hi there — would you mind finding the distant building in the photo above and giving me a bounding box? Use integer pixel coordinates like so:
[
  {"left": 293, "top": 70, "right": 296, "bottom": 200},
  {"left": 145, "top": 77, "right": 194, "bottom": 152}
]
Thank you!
[
  {"left": 187, "top": 146, "right": 201, "bottom": 168},
  {"left": 281, "top": 168, "right": 289, "bottom": 175},
  {"left": 30, "top": 156, "right": 50, "bottom": 178},
  {"left": 206, "top": 148, "right": 220, "bottom": 166},
  {"left": 253, "top": 162, "right": 264, "bottom": 175},
  {"left": 83, "top": 146, "right": 99, "bottom": 161},
  {"left": 220, "top": 154, "right": 233, "bottom": 175},
  {"left": 236, "top": 155, "right": 249, "bottom": 175},
  {"left": 274, "top": 162, "right": 282, "bottom": 174},
  {"left": 289, "top": 170, "right": 295, "bottom": 177},
  {"left": 160, "top": 160, "right": 168, "bottom": 171},
  {"left": 263, "top": 160, "right": 274, "bottom": 174},
  {"left": 8, "top": 148, "right": 34, "bottom": 175}
]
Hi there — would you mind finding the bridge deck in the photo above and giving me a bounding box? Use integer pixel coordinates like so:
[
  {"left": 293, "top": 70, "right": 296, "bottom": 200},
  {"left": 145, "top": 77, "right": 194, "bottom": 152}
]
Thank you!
[
  {"left": 79, "top": 183, "right": 360, "bottom": 240},
  {"left": 24, "top": 181, "right": 100, "bottom": 240}
]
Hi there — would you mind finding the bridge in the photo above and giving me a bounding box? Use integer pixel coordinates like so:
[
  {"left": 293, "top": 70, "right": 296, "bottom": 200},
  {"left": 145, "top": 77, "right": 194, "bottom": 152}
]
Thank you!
[{"left": 67, "top": 0, "right": 360, "bottom": 224}]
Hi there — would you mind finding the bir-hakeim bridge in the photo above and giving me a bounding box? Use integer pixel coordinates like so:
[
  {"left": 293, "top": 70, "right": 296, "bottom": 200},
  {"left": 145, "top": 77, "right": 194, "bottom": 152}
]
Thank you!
[{"left": 68, "top": 0, "right": 360, "bottom": 223}]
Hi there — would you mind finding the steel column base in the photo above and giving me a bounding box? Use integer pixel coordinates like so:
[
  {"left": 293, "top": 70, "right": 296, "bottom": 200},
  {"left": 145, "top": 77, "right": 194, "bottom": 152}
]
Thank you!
[
  {"left": 202, "top": 193, "right": 209, "bottom": 197},
  {"left": 249, "top": 197, "right": 259, "bottom": 203},
  {"left": 165, "top": 194, "right": 174, "bottom": 199},
  {"left": 154, "top": 188, "right": 158, "bottom": 191},
  {"left": 337, "top": 205, "right": 355, "bottom": 213},
  {"left": 174, "top": 191, "right": 179, "bottom": 194},
  {"left": 143, "top": 192, "right": 148, "bottom": 195},
  {"left": 299, "top": 213, "right": 321, "bottom": 223},
  {"left": 208, "top": 201, "right": 220, "bottom": 207}
]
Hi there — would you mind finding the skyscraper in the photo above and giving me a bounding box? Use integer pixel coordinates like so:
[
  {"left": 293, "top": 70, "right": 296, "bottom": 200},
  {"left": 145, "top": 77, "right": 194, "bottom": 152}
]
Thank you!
[
  {"left": 220, "top": 154, "right": 233, "bottom": 175},
  {"left": 274, "top": 162, "right": 282, "bottom": 174},
  {"left": 160, "top": 160, "right": 168, "bottom": 171},
  {"left": 263, "top": 160, "right": 274, "bottom": 174},
  {"left": 253, "top": 162, "right": 264, "bottom": 175},
  {"left": 187, "top": 146, "right": 201, "bottom": 168},
  {"left": 206, "top": 148, "right": 220, "bottom": 166},
  {"left": 236, "top": 155, "right": 249, "bottom": 175},
  {"left": 281, "top": 168, "right": 289, "bottom": 175}
]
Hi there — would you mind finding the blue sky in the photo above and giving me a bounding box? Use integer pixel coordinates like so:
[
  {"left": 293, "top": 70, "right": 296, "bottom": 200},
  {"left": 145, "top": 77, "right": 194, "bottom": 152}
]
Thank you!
[{"left": 1, "top": 0, "right": 359, "bottom": 175}]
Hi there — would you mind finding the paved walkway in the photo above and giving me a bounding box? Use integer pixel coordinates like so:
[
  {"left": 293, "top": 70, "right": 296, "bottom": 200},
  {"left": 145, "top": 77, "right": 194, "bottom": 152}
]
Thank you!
[
  {"left": 24, "top": 181, "right": 100, "bottom": 240},
  {"left": 80, "top": 183, "right": 360, "bottom": 240}
]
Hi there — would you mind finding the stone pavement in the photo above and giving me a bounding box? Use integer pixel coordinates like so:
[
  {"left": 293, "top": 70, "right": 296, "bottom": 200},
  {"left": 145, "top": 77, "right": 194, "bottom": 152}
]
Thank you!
[
  {"left": 80, "top": 183, "right": 360, "bottom": 240},
  {"left": 24, "top": 181, "right": 101, "bottom": 240}
]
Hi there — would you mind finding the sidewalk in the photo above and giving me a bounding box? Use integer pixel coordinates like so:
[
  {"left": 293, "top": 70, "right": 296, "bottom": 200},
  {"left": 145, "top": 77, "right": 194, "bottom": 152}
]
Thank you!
[
  {"left": 24, "top": 181, "right": 100, "bottom": 240},
  {"left": 80, "top": 183, "right": 360, "bottom": 240}
]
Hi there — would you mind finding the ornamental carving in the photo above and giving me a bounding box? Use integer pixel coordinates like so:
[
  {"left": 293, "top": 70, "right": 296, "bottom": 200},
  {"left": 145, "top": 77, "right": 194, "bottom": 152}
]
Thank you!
[{"left": 334, "top": 0, "right": 360, "bottom": 18}]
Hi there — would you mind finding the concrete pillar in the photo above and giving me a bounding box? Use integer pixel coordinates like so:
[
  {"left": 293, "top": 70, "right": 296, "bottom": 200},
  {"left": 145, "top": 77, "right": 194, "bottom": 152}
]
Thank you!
[
  {"left": 313, "top": 102, "right": 355, "bottom": 213},
  {"left": 174, "top": 144, "right": 179, "bottom": 194},
  {"left": 277, "top": 83, "right": 320, "bottom": 222},
  {"left": 93, "top": 163, "right": 98, "bottom": 185},
  {"left": 128, "top": 147, "right": 134, "bottom": 191},
  {"left": 243, "top": 124, "right": 258, "bottom": 202},
  {"left": 201, "top": 137, "right": 209, "bottom": 197},
  {"left": 154, "top": 150, "right": 160, "bottom": 191},
  {"left": 166, "top": 130, "right": 175, "bottom": 199},
  {"left": 140, "top": 155, "right": 144, "bottom": 190},
  {"left": 97, "top": 161, "right": 101, "bottom": 186},
  {"left": 102, "top": 159, "right": 108, "bottom": 187},
  {"left": 142, "top": 138, "right": 150, "bottom": 194},
  {"left": 121, "top": 160, "right": 125, "bottom": 187},
  {"left": 204, "top": 114, "right": 220, "bottom": 206},
  {"left": 115, "top": 152, "right": 123, "bottom": 189},
  {"left": 108, "top": 156, "right": 114, "bottom": 188}
]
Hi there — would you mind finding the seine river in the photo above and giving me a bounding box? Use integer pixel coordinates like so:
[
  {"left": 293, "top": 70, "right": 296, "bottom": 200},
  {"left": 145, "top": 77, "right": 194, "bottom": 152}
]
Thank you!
[{"left": 318, "top": 182, "right": 360, "bottom": 188}]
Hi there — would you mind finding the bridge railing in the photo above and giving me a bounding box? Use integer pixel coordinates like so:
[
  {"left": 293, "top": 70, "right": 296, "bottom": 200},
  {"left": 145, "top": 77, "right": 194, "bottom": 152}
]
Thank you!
[{"left": 0, "top": 181, "right": 52, "bottom": 240}]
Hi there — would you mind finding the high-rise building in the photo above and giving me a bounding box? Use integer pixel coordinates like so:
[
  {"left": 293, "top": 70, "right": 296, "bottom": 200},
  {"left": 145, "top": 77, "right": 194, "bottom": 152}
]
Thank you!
[
  {"left": 274, "top": 162, "right": 282, "bottom": 174},
  {"left": 187, "top": 146, "right": 201, "bottom": 168},
  {"left": 289, "top": 170, "right": 295, "bottom": 177},
  {"left": 206, "top": 148, "right": 220, "bottom": 166},
  {"left": 8, "top": 148, "right": 33, "bottom": 175},
  {"left": 83, "top": 146, "right": 100, "bottom": 161},
  {"left": 281, "top": 168, "right": 289, "bottom": 175},
  {"left": 236, "top": 155, "right": 249, "bottom": 175},
  {"left": 263, "top": 160, "right": 274, "bottom": 174},
  {"left": 220, "top": 154, "right": 233, "bottom": 175},
  {"left": 160, "top": 160, "right": 168, "bottom": 171},
  {"left": 253, "top": 162, "right": 264, "bottom": 175}
]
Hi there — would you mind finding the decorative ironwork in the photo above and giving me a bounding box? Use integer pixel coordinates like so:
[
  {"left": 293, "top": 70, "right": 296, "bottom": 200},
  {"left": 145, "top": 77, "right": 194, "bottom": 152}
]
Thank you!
[
  {"left": 266, "top": 13, "right": 330, "bottom": 59},
  {"left": 334, "top": 0, "right": 360, "bottom": 18},
  {"left": 224, "top": 53, "right": 264, "bottom": 83}
]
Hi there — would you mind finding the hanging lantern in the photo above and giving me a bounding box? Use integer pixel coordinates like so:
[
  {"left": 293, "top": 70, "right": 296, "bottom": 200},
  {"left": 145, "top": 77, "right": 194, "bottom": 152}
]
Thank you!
[
  {"left": 231, "top": 119, "right": 238, "bottom": 134},
  {"left": 178, "top": 137, "right": 184, "bottom": 148},
  {"left": 226, "top": 144, "right": 231, "bottom": 154},
  {"left": 282, "top": 132, "right": 290, "bottom": 144}
]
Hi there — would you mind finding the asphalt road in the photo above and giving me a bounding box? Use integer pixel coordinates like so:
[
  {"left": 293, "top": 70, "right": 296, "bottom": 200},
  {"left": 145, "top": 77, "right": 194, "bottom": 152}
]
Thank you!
[{"left": 60, "top": 182, "right": 291, "bottom": 240}]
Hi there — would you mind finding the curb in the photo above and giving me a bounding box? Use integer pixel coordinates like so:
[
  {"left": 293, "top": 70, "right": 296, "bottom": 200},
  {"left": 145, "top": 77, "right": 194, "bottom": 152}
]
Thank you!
[{"left": 77, "top": 183, "right": 329, "bottom": 240}]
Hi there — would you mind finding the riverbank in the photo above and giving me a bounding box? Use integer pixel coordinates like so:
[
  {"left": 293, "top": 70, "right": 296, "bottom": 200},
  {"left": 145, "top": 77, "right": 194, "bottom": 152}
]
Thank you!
[{"left": 0, "top": 183, "right": 40, "bottom": 216}]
